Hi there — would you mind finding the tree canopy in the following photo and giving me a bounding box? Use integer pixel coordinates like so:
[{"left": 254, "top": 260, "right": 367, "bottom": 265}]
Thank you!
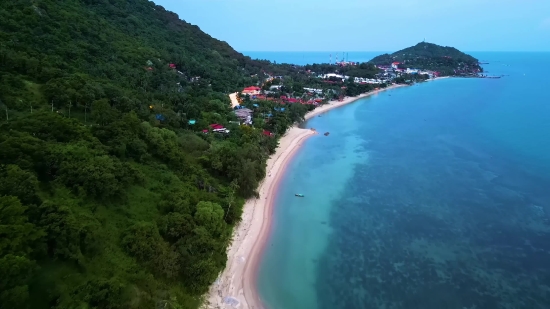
[
  {"left": 0, "top": 0, "right": 310, "bottom": 308},
  {"left": 368, "top": 42, "right": 483, "bottom": 76}
]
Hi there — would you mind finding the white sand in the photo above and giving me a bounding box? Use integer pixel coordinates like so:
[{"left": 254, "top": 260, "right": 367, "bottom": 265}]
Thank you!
[
  {"left": 202, "top": 83, "right": 410, "bottom": 309},
  {"left": 203, "top": 126, "right": 317, "bottom": 309}
]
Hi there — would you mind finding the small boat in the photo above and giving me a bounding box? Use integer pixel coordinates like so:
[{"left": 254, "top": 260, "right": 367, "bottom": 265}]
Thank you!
[{"left": 295, "top": 193, "right": 304, "bottom": 197}]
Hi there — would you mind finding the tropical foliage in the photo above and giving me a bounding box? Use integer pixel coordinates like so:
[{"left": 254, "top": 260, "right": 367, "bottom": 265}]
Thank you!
[
  {"left": 0, "top": 0, "right": 308, "bottom": 308},
  {"left": 369, "top": 42, "right": 483, "bottom": 76}
]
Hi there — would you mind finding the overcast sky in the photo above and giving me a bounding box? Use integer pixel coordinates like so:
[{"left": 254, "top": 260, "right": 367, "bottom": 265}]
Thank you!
[{"left": 155, "top": 0, "right": 550, "bottom": 52}]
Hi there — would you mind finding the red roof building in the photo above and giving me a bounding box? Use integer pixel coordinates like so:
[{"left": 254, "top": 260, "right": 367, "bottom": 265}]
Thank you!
[
  {"left": 209, "top": 123, "right": 225, "bottom": 130},
  {"left": 262, "top": 130, "right": 273, "bottom": 136},
  {"left": 242, "top": 86, "right": 261, "bottom": 95},
  {"left": 169, "top": 63, "right": 176, "bottom": 69},
  {"left": 243, "top": 86, "right": 261, "bottom": 91}
]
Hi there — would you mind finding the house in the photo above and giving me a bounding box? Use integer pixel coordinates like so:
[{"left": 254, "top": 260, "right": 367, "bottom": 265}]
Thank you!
[
  {"left": 169, "top": 63, "right": 176, "bottom": 69},
  {"left": 391, "top": 62, "right": 400, "bottom": 69},
  {"left": 234, "top": 108, "right": 253, "bottom": 125},
  {"left": 262, "top": 130, "right": 273, "bottom": 137},
  {"left": 303, "top": 87, "right": 323, "bottom": 94},
  {"left": 242, "top": 86, "right": 261, "bottom": 95},
  {"left": 209, "top": 123, "right": 230, "bottom": 134}
]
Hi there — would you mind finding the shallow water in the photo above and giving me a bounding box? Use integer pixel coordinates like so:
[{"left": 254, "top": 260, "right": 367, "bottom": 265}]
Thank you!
[{"left": 257, "top": 52, "right": 550, "bottom": 309}]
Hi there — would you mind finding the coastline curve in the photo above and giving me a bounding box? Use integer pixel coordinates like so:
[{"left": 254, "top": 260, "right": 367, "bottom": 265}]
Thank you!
[{"left": 204, "top": 81, "right": 438, "bottom": 309}]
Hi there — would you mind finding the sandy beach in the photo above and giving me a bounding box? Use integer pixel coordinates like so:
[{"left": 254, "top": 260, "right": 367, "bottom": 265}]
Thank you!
[{"left": 203, "top": 83, "right": 411, "bottom": 309}]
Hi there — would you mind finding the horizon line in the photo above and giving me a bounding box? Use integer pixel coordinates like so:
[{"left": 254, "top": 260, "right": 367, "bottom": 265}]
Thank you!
[{"left": 240, "top": 50, "right": 550, "bottom": 53}]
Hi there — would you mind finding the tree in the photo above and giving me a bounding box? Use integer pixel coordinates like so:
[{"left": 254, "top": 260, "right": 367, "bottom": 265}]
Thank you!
[
  {"left": 194, "top": 201, "right": 225, "bottom": 237},
  {"left": 0, "top": 99, "right": 8, "bottom": 122},
  {"left": 0, "top": 164, "right": 41, "bottom": 206},
  {"left": 92, "top": 99, "right": 116, "bottom": 125},
  {"left": 224, "top": 179, "right": 239, "bottom": 222},
  {"left": 0, "top": 195, "right": 43, "bottom": 257}
]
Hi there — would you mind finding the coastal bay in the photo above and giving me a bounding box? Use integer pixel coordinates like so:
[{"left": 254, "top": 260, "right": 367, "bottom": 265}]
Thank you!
[
  {"left": 204, "top": 83, "right": 412, "bottom": 308},
  {"left": 256, "top": 53, "right": 550, "bottom": 309}
]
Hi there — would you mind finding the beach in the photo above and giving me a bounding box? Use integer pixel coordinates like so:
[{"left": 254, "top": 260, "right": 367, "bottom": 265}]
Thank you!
[
  {"left": 304, "top": 83, "right": 409, "bottom": 120},
  {"left": 203, "top": 83, "right": 410, "bottom": 309}
]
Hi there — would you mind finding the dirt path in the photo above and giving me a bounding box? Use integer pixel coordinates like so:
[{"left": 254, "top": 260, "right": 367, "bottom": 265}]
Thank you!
[{"left": 229, "top": 92, "right": 240, "bottom": 108}]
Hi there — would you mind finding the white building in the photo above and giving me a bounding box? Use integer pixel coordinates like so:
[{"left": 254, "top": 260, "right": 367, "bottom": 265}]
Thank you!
[
  {"left": 322, "top": 73, "right": 349, "bottom": 81},
  {"left": 303, "top": 87, "right": 323, "bottom": 94},
  {"left": 353, "top": 77, "right": 383, "bottom": 84}
]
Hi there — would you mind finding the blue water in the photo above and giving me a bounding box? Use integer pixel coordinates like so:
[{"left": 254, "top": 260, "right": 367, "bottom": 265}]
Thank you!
[
  {"left": 242, "top": 51, "right": 386, "bottom": 65},
  {"left": 257, "top": 52, "right": 550, "bottom": 309}
]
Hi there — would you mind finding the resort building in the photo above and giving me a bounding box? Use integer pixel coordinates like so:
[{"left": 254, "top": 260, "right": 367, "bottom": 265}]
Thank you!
[
  {"left": 303, "top": 87, "right": 323, "bottom": 94},
  {"left": 242, "top": 86, "right": 261, "bottom": 95},
  {"left": 234, "top": 107, "right": 253, "bottom": 125},
  {"left": 321, "top": 73, "right": 349, "bottom": 81}
]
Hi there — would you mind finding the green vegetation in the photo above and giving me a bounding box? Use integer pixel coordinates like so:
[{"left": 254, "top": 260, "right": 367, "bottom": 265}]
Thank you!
[
  {"left": 369, "top": 42, "right": 483, "bottom": 76},
  {"left": 0, "top": 1, "right": 308, "bottom": 308}
]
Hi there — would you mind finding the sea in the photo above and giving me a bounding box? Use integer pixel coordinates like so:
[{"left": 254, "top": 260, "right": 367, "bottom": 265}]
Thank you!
[{"left": 246, "top": 51, "right": 550, "bottom": 309}]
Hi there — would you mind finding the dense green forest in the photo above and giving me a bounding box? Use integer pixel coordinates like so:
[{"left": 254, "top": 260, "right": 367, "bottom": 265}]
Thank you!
[
  {"left": 369, "top": 42, "right": 483, "bottom": 76},
  {"left": 0, "top": 0, "right": 311, "bottom": 308}
]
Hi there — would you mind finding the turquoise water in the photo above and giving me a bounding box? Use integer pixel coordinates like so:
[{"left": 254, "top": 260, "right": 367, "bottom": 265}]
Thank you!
[{"left": 257, "top": 53, "right": 550, "bottom": 309}]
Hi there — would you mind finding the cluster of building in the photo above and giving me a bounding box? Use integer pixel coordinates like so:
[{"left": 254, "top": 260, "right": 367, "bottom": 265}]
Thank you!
[
  {"left": 376, "top": 62, "right": 439, "bottom": 79},
  {"left": 318, "top": 73, "right": 387, "bottom": 85},
  {"left": 315, "top": 62, "right": 439, "bottom": 84}
]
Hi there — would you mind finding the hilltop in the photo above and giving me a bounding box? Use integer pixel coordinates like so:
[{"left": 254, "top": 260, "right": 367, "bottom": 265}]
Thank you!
[
  {"left": 369, "top": 42, "right": 483, "bottom": 76},
  {"left": 0, "top": 1, "right": 310, "bottom": 309}
]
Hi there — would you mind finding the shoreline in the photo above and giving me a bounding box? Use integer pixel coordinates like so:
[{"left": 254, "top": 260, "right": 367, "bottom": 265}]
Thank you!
[
  {"left": 203, "top": 126, "right": 317, "bottom": 309},
  {"left": 203, "top": 80, "right": 441, "bottom": 309},
  {"left": 304, "top": 83, "right": 409, "bottom": 120}
]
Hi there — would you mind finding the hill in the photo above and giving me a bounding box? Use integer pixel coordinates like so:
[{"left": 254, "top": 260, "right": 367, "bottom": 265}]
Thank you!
[
  {"left": 0, "top": 1, "right": 310, "bottom": 309},
  {"left": 369, "top": 42, "right": 482, "bottom": 76}
]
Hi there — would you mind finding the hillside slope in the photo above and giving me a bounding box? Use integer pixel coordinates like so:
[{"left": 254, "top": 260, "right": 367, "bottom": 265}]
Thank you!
[
  {"left": 0, "top": 1, "right": 310, "bottom": 309},
  {"left": 369, "top": 42, "right": 482, "bottom": 76}
]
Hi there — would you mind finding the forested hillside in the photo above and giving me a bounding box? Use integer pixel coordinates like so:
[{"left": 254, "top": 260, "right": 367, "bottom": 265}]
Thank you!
[
  {"left": 0, "top": 1, "right": 310, "bottom": 308},
  {"left": 369, "top": 42, "right": 483, "bottom": 76}
]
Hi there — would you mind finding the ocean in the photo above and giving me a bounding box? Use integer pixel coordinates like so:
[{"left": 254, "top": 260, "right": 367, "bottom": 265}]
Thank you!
[
  {"left": 252, "top": 52, "right": 550, "bottom": 309},
  {"left": 242, "top": 51, "right": 386, "bottom": 65}
]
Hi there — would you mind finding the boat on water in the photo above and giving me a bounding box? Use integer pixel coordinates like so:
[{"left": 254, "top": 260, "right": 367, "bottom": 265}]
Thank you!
[{"left": 295, "top": 193, "right": 304, "bottom": 197}]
